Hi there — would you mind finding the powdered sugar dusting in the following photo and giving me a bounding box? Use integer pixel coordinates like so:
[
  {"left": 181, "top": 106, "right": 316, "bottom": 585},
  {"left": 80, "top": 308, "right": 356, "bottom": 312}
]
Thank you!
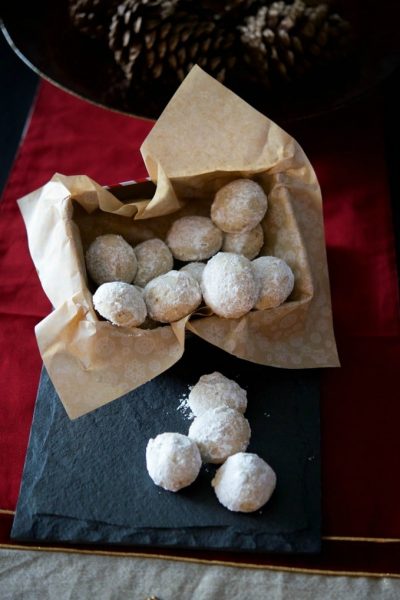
[
  {"left": 166, "top": 216, "right": 223, "bottom": 261},
  {"left": 93, "top": 281, "right": 147, "bottom": 327},
  {"left": 144, "top": 270, "right": 202, "bottom": 323},
  {"left": 134, "top": 238, "right": 173, "bottom": 287},
  {"left": 252, "top": 256, "right": 294, "bottom": 310},
  {"left": 188, "top": 406, "right": 251, "bottom": 464},
  {"left": 211, "top": 179, "right": 268, "bottom": 233},
  {"left": 212, "top": 452, "right": 277, "bottom": 512},
  {"left": 202, "top": 252, "right": 258, "bottom": 319},
  {"left": 188, "top": 371, "right": 247, "bottom": 416},
  {"left": 177, "top": 392, "right": 194, "bottom": 420},
  {"left": 146, "top": 432, "right": 201, "bottom": 492},
  {"left": 86, "top": 234, "right": 137, "bottom": 285},
  {"left": 222, "top": 224, "right": 264, "bottom": 260},
  {"left": 180, "top": 262, "right": 206, "bottom": 284}
]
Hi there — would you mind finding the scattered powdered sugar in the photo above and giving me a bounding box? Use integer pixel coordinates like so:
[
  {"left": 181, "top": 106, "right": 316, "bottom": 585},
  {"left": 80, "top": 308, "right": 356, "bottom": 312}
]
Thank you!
[
  {"left": 177, "top": 392, "right": 194, "bottom": 421},
  {"left": 201, "top": 252, "right": 258, "bottom": 319}
]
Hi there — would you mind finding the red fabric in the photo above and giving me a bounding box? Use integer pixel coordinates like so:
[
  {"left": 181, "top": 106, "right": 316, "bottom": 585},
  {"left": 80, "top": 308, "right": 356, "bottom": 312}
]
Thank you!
[
  {"left": 0, "top": 83, "right": 399, "bottom": 545},
  {"left": 0, "top": 84, "right": 152, "bottom": 508},
  {"left": 291, "top": 103, "right": 400, "bottom": 538}
]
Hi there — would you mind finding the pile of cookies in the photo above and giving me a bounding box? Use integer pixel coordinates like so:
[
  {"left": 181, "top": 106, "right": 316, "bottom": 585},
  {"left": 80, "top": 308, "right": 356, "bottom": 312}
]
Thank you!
[
  {"left": 85, "top": 178, "right": 295, "bottom": 327},
  {"left": 146, "top": 372, "right": 276, "bottom": 513}
]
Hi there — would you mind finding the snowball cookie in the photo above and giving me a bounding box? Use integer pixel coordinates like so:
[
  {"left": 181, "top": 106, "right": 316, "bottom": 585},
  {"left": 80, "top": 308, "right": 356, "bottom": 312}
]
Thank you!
[
  {"left": 201, "top": 252, "right": 258, "bottom": 319},
  {"left": 188, "top": 372, "right": 247, "bottom": 417},
  {"left": 134, "top": 238, "right": 173, "bottom": 287},
  {"left": 144, "top": 270, "right": 202, "bottom": 323},
  {"left": 166, "top": 216, "right": 223, "bottom": 261},
  {"left": 86, "top": 234, "right": 137, "bottom": 285},
  {"left": 180, "top": 262, "right": 205, "bottom": 284},
  {"left": 211, "top": 179, "right": 268, "bottom": 234},
  {"left": 222, "top": 224, "right": 264, "bottom": 260},
  {"left": 93, "top": 282, "right": 147, "bottom": 327},
  {"left": 212, "top": 452, "right": 277, "bottom": 512},
  {"left": 146, "top": 433, "right": 201, "bottom": 492},
  {"left": 252, "top": 256, "right": 295, "bottom": 310},
  {"left": 188, "top": 407, "right": 251, "bottom": 464}
]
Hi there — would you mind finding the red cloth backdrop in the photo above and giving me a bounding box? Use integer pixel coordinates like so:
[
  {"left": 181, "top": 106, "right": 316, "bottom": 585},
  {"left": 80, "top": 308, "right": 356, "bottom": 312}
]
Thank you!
[{"left": 0, "top": 82, "right": 399, "bottom": 546}]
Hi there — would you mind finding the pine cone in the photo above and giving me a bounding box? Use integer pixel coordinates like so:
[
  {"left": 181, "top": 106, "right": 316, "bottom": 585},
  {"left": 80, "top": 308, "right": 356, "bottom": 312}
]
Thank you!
[
  {"left": 108, "top": 0, "right": 238, "bottom": 86},
  {"left": 239, "top": 0, "right": 352, "bottom": 87},
  {"left": 68, "top": 0, "right": 119, "bottom": 41},
  {"left": 200, "top": 0, "right": 258, "bottom": 19}
]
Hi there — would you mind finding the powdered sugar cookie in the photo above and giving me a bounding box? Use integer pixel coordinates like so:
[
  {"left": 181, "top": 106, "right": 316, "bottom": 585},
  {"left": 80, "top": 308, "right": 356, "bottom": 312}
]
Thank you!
[
  {"left": 146, "top": 433, "right": 201, "bottom": 492},
  {"left": 222, "top": 224, "right": 264, "bottom": 259},
  {"left": 252, "top": 256, "right": 294, "bottom": 309},
  {"left": 201, "top": 252, "right": 258, "bottom": 319},
  {"left": 180, "top": 262, "right": 205, "bottom": 284},
  {"left": 134, "top": 238, "right": 173, "bottom": 287},
  {"left": 211, "top": 179, "right": 268, "bottom": 233},
  {"left": 86, "top": 234, "right": 137, "bottom": 285},
  {"left": 188, "top": 372, "right": 247, "bottom": 416},
  {"left": 212, "top": 452, "right": 276, "bottom": 512},
  {"left": 93, "top": 281, "right": 146, "bottom": 327},
  {"left": 166, "top": 216, "right": 223, "bottom": 261},
  {"left": 144, "top": 270, "right": 202, "bottom": 323},
  {"left": 188, "top": 407, "right": 251, "bottom": 464}
]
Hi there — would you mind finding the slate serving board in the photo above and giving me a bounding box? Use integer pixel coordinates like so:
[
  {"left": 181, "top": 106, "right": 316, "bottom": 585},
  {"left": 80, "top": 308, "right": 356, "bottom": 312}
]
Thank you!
[{"left": 11, "top": 336, "right": 321, "bottom": 553}]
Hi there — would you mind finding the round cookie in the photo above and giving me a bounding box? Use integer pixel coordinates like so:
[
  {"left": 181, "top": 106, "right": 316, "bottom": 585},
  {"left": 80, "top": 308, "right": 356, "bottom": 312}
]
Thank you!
[
  {"left": 201, "top": 252, "right": 258, "bottom": 319},
  {"left": 134, "top": 238, "right": 173, "bottom": 287},
  {"left": 144, "top": 270, "right": 202, "bottom": 323},
  {"left": 93, "top": 282, "right": 147, "bottom": 327},
  {"left": 188, "top": 372, "right": 247, "bottom": 417},
  {"left": 180, "top": 262, "right": 205, "bottom": 284},
  {"left": 188, "top": 406, "right": 251, "bottom": 464},
  {"left": 166, "top": 216, "right": 223, "bottom": 261},
  {"left": 252, "top": 256, "right": 294, "bottom": 310},
  {"left": 222, "top": 224, "right": 264, "bottom": 260},
  {"left": 211, "top": 179, "right": 268, "bottom": 233},
  {"left": 212, "top": 452, "right": 277, "bottom": 512},
  {"left": 146, "top": 433, "right": 201, "bottom": 492},
  {"left": 86, "top": 234, "right": 137, "bottom": 285}
]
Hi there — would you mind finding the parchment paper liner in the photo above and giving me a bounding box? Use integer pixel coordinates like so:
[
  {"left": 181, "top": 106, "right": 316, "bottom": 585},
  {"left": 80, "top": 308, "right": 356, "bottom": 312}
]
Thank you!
[{"left": 18, "top": 66, "right": 339, "bottom": 419}]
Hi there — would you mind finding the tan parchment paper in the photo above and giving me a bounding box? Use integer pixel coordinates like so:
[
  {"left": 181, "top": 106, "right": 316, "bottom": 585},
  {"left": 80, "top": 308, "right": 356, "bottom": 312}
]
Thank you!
[{"left": 18, "top": 66, "right": 339, "bottom": 419}]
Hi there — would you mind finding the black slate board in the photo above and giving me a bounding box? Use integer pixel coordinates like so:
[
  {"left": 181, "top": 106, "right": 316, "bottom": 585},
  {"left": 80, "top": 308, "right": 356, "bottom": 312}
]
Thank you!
[{"left": 11, "top": 336, "right": 321, "bottom": 553}]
